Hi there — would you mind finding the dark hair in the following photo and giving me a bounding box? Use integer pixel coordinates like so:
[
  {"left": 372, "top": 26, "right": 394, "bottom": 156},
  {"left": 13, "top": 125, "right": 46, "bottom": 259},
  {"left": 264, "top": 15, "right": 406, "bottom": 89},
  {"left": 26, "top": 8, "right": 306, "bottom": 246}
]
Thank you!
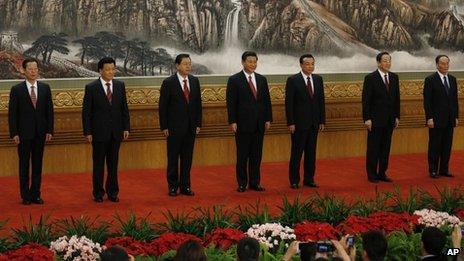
[
  {"left": 98, "top": 57, "right": 116, "bottom": 71},
  {"left": 175, "top": 53, "right": 191, "bottom": 65},
  {"left": 299, "top": 54, "right": 315, "bottom": 64},
  {"left": 173, "top": 240, "right": 206, "bottom": 261},
  {"left": 361, "top": 230, "right": 387, "bottom": 261},
  {"left": 241, "top": 51, "right": 258, "bottom": 62},
  {"left": 376, "top": 52, "right": 390, "bottom": 63},
  {"left": 22, "top": 57, "right": 39, "bottom": 69},
  {"left": 100, "top": 245, "right": 130, "bottom": 261},
  {"left": 421, "top": 227, "right": 446, "bottom": 256},
  {"left": 237, "top": 237, "right": 260, "bottom": 261},
  {"left": 435, "top": 55, "right": 450, "bottom": 64}
]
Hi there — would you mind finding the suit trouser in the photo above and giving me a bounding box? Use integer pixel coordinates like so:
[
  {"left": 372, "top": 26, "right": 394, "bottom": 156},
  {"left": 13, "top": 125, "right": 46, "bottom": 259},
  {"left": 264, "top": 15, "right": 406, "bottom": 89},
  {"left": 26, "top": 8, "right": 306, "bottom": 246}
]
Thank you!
[
  {"left": 92, "top": 136, "right": 121, "bottom": 199},
  {"left": 235, "top": 130, "right": 264, "bottom": 187},
  {"left": 428, "top": 126, "right": 454, "bottom": 174},
  {"left": 289, "top": 126, "right": 319, "bottom": 185},
  {"left": 366, "top": 126, "right": 393, "bottom": 179},
  {"left": 18, "top": 136, "right": 45, "bottom": 201},
  {"left": 167, "top": 130, "right": 195, "bottom": 191}
]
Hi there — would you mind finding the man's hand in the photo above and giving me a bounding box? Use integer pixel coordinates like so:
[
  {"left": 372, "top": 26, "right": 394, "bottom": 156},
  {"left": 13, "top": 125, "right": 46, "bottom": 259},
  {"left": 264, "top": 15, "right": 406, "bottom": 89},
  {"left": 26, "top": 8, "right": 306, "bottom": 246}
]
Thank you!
[
  {"left": 12, "top": 135, "right": 20, "bottom": 144},
  {"left": 452, "top": 225, "right": 462, "bottom": 248},
  {"left": 364, "top": 119, "right": 372, "bottom": 131},
  {"left": 230, "top": 123, "right": 237, "bottom": 133},
  {"left": 427, "top": 118, "right": 434, "bottom": 128},
  {"left": 319, "top": 124, "right": 325, "bottom": 132},
  {"left": 289, "top": 125, "right": 295, "bottom": 134},
  {"left": 395, "top": 118, "right": 399, "bottom": 128},
  {"left": 86, "top": 135, "right": 92, "bottom": 143},
  {"left": 123, "top": 131, "right": 129, "bottom": 140},
  {"left": 265, "top": 121, "right": 271, "bottom": 130},
  {"left": 196, "top": 127, "right": 200, "bottom": 134},
  {"left": 162, "top": 129, "right": 169, "bottom": 137},
  {"left": 46, "top": 133, "right": 53, "bottom": 142},
  {"left": 282, "top": 241, "right": 299, "bottom": 261},
  {"left": 456, "top": 118, "right": 459, "bottom": 127}
]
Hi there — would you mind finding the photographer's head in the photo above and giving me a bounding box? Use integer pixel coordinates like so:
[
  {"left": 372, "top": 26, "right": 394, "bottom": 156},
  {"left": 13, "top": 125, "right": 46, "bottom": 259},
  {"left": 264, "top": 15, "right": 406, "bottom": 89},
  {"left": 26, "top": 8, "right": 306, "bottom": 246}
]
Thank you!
[
  {"left": 173, "top": 240, "right": 206, "bottom": 261},
  {"left": 421, "top": 227, "right": 446, "bottom": 256},
  {"left": 237, "top": 237, "right": 260, "bottom": 261},
  {"left": 100, "top": 246, "right": 134, "bottom": 261},
  {"left": 361, "top": 230, "right": 387, "bottom": 261}
]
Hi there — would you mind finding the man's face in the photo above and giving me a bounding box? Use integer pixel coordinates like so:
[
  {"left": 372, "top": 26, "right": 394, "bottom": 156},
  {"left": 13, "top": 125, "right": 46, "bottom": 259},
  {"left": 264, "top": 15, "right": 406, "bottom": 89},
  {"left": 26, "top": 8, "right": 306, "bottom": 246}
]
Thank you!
[
  {"left": 436, "top": 56, "right": 450, "bottom": 75},
  {"left": 242, "top": 56, "right": 258, "bottom": 74},
  {"left": 176, "top": 57, "right": 192, "bottom": 76},
  {"left": 300, "top": 57, "right": 315, "bottom": 75},
  {"left": 377, "top": 54, "right": 391, "bottom": 72},
  {"left": 23, "top": 61, "right": 39, "bottom": 82},
  {"left": 99, "top": 63, "right": 115, "bottom": 82}
]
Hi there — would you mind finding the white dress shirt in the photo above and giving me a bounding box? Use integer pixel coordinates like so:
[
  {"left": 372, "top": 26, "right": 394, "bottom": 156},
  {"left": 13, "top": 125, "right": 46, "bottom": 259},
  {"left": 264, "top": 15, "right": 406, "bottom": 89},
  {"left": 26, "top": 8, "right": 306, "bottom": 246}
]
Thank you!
[
  {"left": 100, "top": 78, "right": 113, "bottom": 94},
  {"left": 243, "top": 70, "right": 257, "bottom": 92},
  {"left": 25, "top": 80, "right": 38, "bottom": 99},
  {"left": 177, "top": 73, "right": 190, "bottom": 91},
  {"left": 301, "top": 71, "right": 314, "bottom": 93}
]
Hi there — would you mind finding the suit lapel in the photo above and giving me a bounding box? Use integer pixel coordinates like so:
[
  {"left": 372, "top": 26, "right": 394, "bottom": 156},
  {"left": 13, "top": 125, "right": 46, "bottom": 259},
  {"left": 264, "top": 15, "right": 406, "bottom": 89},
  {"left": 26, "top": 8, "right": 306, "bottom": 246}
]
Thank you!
[
  {"left": 22, "top": 81, "right": 35, "bottom": 109},
  {"left": 96, "top": 79, "right": 111, "bottom": 106},
  {"left": 374, "top": 71, "right": 389, "bottom": 96},
  {"left": 433, "top": 72, "right": 448, "bottom": 96},
  {"left": 239, "top": 72, "right": 256, "bottom": 101}
]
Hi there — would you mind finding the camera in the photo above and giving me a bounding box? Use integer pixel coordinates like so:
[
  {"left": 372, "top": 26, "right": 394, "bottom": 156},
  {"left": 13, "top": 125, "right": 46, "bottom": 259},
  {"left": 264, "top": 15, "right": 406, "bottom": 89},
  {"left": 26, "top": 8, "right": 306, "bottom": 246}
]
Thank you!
[
  {"left": 316, "top": 241, "right": 334, "bottom": 253},
  {"left": 461, "top": 227, "right": 464, "bottom": 236},
  {"left": 347, "top": 236, "right": 355, "bottom": 247},
  {"left": 298, "top": 242, "right": 314, "bottom": 253}
]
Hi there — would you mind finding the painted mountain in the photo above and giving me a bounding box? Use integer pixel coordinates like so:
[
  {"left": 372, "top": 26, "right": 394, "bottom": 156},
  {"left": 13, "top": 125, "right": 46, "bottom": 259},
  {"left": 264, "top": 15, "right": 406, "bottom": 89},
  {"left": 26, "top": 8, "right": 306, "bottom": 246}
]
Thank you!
[{"left": 0, "top": 0, "right": 463, "bottom": 78}]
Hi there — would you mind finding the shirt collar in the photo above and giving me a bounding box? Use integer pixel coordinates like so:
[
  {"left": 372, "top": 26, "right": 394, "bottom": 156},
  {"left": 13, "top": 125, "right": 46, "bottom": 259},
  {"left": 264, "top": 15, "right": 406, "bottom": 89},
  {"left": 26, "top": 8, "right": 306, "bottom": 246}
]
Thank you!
[
  {"left": 243, "top": 70, "right": 255, "bottom": 79},
  {"left": 301, "top": 71, "right": 312, "bottom": 79},
  {"left": 25, "top": 80, "right": 37, "bottom": 88},
  {"left": 177, "top": 72, "right": 189, "bottom": 82},
  {"left": 100, "top": 77, "right": 112, "bottom": 87},
  {"left": 437, "top": 71, "right": 447, "bottom": 79},
  {"left": 378, "top": 69, "right": 389, "bottom": 77}
]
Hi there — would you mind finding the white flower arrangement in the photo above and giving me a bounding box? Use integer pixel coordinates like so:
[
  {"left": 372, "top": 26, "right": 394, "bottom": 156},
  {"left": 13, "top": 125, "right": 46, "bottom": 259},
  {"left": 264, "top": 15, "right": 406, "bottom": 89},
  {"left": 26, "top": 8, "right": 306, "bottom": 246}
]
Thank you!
[
  {"left": 246, "top": 223, "right": 296, "bottom": 250},
  {"left": 50, "top": 235, "right": 102, "bottom": 261},
  {"left": 414, "top": 209, "right": 462, "bottom": 228}
]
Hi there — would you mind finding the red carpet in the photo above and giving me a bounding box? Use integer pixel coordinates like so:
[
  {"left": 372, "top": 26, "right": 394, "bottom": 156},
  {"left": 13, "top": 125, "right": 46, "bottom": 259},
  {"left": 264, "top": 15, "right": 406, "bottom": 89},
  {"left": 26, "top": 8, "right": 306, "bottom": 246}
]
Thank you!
[{"left": 0, "top": 151, "right": 462, "bottom": 231}]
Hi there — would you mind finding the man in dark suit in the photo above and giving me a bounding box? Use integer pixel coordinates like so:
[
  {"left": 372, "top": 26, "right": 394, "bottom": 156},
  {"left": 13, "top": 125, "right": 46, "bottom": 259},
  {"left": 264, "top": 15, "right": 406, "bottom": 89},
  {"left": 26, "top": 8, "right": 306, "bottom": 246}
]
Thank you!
[
  {"left": 423, "top": 55, "right": 459, "bottom": 179},
  {"left": 159, "top": 53, "right": 202, "bottom": 197},
  {"left": 226, "top": 51, "right": 272, "bottom": 192},
  {"left": 285, "top": 54, "right": 325, "bottom": 189},
  {"left": 362, "top": 51, "right": 400, "bottom": 183},
  {"left": 82, "top": 57, "right": 130, "bottom": 203},
  {"left": 8, "top": 58, "right": 54, "bottom": 205}
]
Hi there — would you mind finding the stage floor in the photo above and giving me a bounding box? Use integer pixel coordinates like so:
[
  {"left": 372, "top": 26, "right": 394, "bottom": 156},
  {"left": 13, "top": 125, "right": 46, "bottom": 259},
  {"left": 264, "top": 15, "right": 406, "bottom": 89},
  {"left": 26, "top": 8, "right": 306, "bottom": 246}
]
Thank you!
[{"left": 0, "top": 151, "right": 463, "bottom": 230}]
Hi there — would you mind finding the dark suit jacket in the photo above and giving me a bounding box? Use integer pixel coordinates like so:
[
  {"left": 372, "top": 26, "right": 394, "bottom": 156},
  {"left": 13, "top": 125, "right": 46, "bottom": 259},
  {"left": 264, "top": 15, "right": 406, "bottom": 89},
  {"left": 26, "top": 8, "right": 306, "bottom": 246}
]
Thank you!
[
  {"left": 423, "top": 72, "right": 459, "bottom": 128},
  {"left": 82, "top": 78, "right": 130, "bottom": 142},
  {"left": 159, "top": 74, "right": 202, "bottom": 134},
  {"left": 362, "top": 70, "right": 401, "bottom": 127},
  {"left": 285, "top": 73, "right": 325, "bottom": 130},
  {"left": 8, "top": 81, "right": 54, "bottom": 139},
  {"left": 226, "top": 71, "right": 272, "bottom": 133}
]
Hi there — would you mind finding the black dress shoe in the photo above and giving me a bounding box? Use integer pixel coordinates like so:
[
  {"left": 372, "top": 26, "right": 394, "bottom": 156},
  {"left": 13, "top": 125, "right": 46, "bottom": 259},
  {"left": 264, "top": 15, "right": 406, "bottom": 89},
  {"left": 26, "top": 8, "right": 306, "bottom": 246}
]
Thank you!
[
  {"left": 439, "top": 172, "right": 454, "bottom": 177},
  {"left": 31, "top": 198, "right": 44, "bottom": 204},
  {"left": 290, "top": 184, "right": 299, "bottom": 189},
  {"left": 168, "top": 189, "right": 178, "bottom": 197},
  {"left": 237, "top": 186, "right": 246, "bottom": 192},
  {"left": 378, "top": 177, "right": 393, "bottom": 182},
  {"left": 180, "top": 188, "right": 195, "bottom": 196},
  {"left": 249, "top": 185, "right": 265, "bottom": 191},
  {"left": 22, "top": 199, "right": 31, "bottom": 205},
  {"left": 108, "top": 197, "right": 119, "bottom": 202},
  {"left": 94, "top": 197, "right": 103, "bottom": 203},
  {"left": 304, "top": 182, "right": 319, "bottom": 188},
  {"left": 368, "top": 178, "right": 379, "bottom": 183},
  {"left": 430, "top": 172, "right": 438, "bottom": 179}
]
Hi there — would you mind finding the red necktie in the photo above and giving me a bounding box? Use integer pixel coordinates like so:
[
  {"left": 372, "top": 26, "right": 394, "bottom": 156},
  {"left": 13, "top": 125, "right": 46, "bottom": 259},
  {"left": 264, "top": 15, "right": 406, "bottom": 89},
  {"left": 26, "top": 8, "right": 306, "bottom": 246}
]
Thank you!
[
  {"left": 105, "top": 82, "right": 112, "bottom": 104},
  {"left": 248, "top": 75, "right": 257, "bottom": 100},
  {"left": 384, "top": 74, "right": 390, "bottom": 92},
  {"left": 183, "top": 79, "right": 190, "bottom": 103},
  {"left": 306, "top": 77, "right": 314, "bottom": 99},
  {"left": 30, "top": 85, "right": 37, "bottom": 108}
]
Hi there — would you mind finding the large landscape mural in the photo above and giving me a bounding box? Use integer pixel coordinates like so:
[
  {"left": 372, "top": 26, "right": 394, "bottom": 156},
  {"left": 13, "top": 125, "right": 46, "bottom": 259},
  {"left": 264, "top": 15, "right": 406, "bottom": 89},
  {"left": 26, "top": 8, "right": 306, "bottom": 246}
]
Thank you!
[{"left": 0, "top": 0, "right": 464, "bottom": 79}]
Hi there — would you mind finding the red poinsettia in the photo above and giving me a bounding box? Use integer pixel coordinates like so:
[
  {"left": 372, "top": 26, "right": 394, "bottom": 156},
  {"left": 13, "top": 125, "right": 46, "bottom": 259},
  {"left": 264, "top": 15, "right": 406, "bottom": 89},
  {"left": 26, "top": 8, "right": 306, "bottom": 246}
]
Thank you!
[
  {"left": 204, "top": 228, "right": 245, "bottom": 250},
  {"left": 454, "top": 209, "right": 464, "bottom": 220},
  {"left": 105, "top": 236, "right": 148, "bottom": 256},
  {"left": 146, "top": 233, "right": 202, "bottom": 256},
  {"left": 293, "top": 222, "right": 339, "bottom": 241},
  {"left": 337, "top": 212, "right": 419, "bottom": 235},
  {"left": 4, "top": 243, "right": 54, "bottom": 261}
]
